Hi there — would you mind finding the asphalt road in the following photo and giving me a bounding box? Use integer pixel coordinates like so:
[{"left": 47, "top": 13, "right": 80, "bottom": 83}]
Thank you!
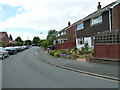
[{"left": 2, "top": 47, "right": 118, "bottom": 88}]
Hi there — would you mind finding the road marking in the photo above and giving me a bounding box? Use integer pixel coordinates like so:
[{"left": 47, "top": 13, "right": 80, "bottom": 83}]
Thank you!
[{"left": 36, "top": 51, "right": 38, "bottom": 55}]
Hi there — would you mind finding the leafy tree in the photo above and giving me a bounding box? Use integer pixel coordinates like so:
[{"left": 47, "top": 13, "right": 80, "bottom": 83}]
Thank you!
[
  {"left": 16, "top": 41, "right": 23, "bottom": 45},
  {"left": 15, "top": 37, "right": 23, "bottom": 45},
  {"left": 38, "top": 39, "right": 46, "bottom": 47},
  {"left": 24, "top": 40, "right": 32, "bottom": 46},
  {"left": 15, "top": 37, "right": 23, "bottom": 42},
  {"left": 32, "top": 37, "right": 40, "bottom": 46},
  {"left": 47, "top": 30, "right": 57, "bottom": 45},
  {"left": 41, "top": 41, "right": 49, "bottom": 48}
]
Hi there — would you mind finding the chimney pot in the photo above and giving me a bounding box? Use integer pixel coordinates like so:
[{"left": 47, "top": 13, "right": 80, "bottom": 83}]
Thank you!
[
  {"left": 68, "top": 22, "right": 71, "bottom": 26},
  {"left": 97, "top": 2, "right": 102, "bottom": 10}
]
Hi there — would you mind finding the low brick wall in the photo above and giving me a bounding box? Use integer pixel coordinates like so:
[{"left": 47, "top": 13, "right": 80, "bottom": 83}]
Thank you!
[
  {"left": 56, "top": 42, "right": 76, "bottom": 50},
  {"left": 94, "top": 44, "right": 120, "bottom": 60}
]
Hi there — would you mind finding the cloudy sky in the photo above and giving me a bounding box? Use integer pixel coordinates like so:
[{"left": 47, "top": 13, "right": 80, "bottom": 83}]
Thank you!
[{"left": 0, "top": 0, "right": 116, "bottom": 40}]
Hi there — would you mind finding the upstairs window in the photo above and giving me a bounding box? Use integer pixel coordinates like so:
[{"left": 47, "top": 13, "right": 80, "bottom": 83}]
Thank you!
[
  {"left": 76, "top": 23, "right": 84, "bottom": 30},
  {"left": 91, "top": 15, "right": 102, "bottom": 26},
  {"left": 61, "top": 32, "right": 63, "bottom": 36},
  {"left": 63, "top": 31, "right": 67, "bottom": 35}
]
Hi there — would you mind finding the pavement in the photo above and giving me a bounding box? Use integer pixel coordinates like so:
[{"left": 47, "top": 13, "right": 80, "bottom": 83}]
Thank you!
[
  {"left": 3, "top": 47, "right": 118, "bottom": 88},
  {"left": 36, "top": 47, "right": 119, "bottom": 79}
]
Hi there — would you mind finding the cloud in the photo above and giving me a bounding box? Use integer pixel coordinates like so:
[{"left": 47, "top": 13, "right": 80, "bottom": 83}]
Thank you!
[{"left": 0, "top": 0, "right": 115, "bottom": 32}]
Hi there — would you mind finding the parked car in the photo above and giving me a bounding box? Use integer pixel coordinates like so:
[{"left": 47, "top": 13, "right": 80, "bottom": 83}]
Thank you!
[
  {"left": 5, "top": 47, "right": 17, "bottom": 55},
  {"left": 13, "top": 46, "right": 22, "bottom": 52},
  {"left": 0, "top": 47, "right": 9, "bottom": 60}
]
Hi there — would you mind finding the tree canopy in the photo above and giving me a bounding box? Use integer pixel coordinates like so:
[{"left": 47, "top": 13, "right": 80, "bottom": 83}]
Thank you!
[
  {"left": 15, "top": 37, "right": 23, "bottom": 45},
  {"left": 24, "top": 40, "right": 32, "bottom": 46},
  {"left": 15, "top": 37, "right": 23, "bottom": 42},
  {"left": 32, "top": 37, "right": 40, "bottom": 46},
  {"left": 47, "top": 30, "right": 57, "bottom": 45}
]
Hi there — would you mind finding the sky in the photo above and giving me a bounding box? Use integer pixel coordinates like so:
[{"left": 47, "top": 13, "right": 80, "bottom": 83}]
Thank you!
[{"left": 0, "top": 0, "right": 116, "bottom": 40}]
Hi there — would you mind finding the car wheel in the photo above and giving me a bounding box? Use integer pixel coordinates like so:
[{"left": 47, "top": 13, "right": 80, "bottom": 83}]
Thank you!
[{"left": 2, "top": 55, "right": 4, "bottom": 60}]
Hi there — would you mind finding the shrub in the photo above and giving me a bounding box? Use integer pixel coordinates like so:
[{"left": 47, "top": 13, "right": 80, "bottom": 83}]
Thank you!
[
  {"left": 54, "top": 51, "right": 61, "bottom": 58},
  {"left": 79, "top": 55, "right": 86, "bottom": 58},
  {"left": 58, "top": 50, "right": 68, "bottom": 54},
  {"left": 79, "top": 45, "right": 94, "bottom": 56},
  {"left": 49, "top": 50, "right": 57, "bottom": 56},
  {"left": 41, "top": 41, "right": 49, "bottom": 48}
]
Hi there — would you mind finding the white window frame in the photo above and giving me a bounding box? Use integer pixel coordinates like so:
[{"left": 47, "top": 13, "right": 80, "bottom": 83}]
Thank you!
[
  {"left": 91, "top": 15, "right": 102, "bottom": 26},
  {"left": 63, "top": 31, "right": 67, "bottom": 35},
  {"left": 76, "top": 23, "right": 84, "bottom": 31}
]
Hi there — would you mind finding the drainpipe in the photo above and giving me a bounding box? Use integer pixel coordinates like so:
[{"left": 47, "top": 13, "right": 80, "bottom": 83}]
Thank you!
[
  {"left": 108, "top": 9, "right": 112, "bottom": 31},
  {"left": 74, "top": 25, "right": 77, "bottom": 47}
]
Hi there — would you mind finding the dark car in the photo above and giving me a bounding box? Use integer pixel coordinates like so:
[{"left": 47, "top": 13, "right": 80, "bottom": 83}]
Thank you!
[
  {"left": 5, "top": 47, "right": 17, "bottom": 55},
  {"left": 13, "top": 46, "right": 22, "bottom": 52}
]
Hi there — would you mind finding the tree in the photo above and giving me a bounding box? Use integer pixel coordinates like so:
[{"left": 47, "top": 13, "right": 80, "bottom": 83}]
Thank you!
[
  {"left": 38, "top": 39, "right": 46, "bottom": 47},
  {"left": 41, "top": 41, "right": 49, "bottom": 48},
  {"left": 32, "top": 37, "right": 40, "bottom": 46},
  {"left": 24, "top": 40, "right": 32, "bottom": 46},
  {"left": 47, "top": 30, "right": 57, "bottom": 45},
  {"left": 15, "top": 37, "right": 23, "bottom": 45},
  {"left": 15, "top": 37, "right": 23, "bottom": 42}
]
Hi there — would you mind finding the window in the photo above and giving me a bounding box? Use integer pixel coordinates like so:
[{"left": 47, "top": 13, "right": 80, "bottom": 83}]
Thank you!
[
  {"left": 77, "top": 38, "right": 84, "bottom": 45},
  {"left": 76, "top": 23, "right": 84, "bottom": 30},
  {"left": 61, "top": 40, "right": 64, "bottom": 43},
  {"left": 63, "top": 31, "right": 67, "bottom": 35},
  {"left": 91, "top": 15, "right": 102, "bottom": 26},
  {"left": 58, "top": 33, "right": 60, "bottom": 37},
  {"left": 61, "top": 32, "right": 63, "bottom": 36}
]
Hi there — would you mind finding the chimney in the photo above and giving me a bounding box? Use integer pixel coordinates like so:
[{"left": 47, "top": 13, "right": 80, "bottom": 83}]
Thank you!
[
  {"left": 97, "top": 2, "right": 101, "bottom": 10},
  {"left": 68, "top": 22, "right": 71, "bottom": 26}
]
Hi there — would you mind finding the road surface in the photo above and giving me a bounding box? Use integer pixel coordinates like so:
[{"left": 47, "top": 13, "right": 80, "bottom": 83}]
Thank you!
[{"left": 2, "top": 47, "right": 118, "bottom": 88}]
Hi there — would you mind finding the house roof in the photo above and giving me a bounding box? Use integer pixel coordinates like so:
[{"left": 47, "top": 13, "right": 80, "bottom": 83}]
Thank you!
[
  {"left": 73, "top": 1, "right": 120, "bottom": 25},
  {"left": 0, "top": 32, "right": 8, "bottom": 40}
]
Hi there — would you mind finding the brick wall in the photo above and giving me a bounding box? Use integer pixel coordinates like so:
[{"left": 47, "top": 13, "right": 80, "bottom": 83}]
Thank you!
[
  {"left": 67, "top": 26, "right": 76, "bottom": 42},
  {"left": 94, "top": 44, "right": 120, "bottom": 60},
  {"left": 77, "top": 11, "right": 110, "bottom": 38},
  {"left": 56, "top": 42, "right": 76, "bottom": 50},
  {"left": 94, "top": 31, "right": 120, "bottom": 60},
  {"left": 112, "top": 4, "right": 120, "bottom": 31}
]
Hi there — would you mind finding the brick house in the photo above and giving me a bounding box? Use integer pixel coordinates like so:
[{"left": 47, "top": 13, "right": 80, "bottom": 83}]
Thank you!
[
  {"left": 76, "top": 1, "right": 120, "bottom": 49},
  {"left": 0, "top": 32, "right": 9, "bottom": 46},
  {"left": 54, "top": 1, "right": 120, "bottom": 50},
  {"left": 54, "top": 22, "right": 76, "bottom": 50}
]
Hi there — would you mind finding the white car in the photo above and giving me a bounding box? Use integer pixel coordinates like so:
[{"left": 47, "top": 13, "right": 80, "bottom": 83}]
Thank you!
[{"left": 0, "top": 47, "right": 9, "bottom": 60}]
